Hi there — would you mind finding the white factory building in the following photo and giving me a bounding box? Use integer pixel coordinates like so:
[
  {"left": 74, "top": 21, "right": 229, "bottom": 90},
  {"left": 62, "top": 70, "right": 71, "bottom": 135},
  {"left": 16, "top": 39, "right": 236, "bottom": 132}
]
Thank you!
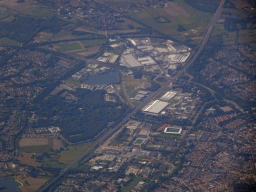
[
  {"left": 160, "top": 91, "right": 177, "bottom": 101},
  {"left": 142, "top": 100, "right": 169, "bottom": 115}
]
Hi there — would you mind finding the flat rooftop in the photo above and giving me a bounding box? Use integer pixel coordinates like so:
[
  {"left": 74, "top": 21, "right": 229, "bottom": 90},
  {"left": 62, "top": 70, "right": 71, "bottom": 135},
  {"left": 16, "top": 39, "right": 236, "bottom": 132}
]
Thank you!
[
  {"left": 142, "top": 100, "right": 169, "bottom": 114},
  {"left": 122, "top": 54, "right": 142, "bottom": 68}
]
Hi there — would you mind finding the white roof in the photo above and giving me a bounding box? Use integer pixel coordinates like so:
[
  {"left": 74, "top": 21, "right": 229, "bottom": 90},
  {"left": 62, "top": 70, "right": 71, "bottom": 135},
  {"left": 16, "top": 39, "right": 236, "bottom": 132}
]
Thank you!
[
  {"left": 137, "top": 56, "right": 156, "bottom": 65},
  {"left": 122, "top": 54, "right": 142, "bottom": 68},
  {"left": 142, "top": 100, "right": 169, "bottom": 114},
  {"left": 160, "top": 91, "right": 177, "bottom": 101}
]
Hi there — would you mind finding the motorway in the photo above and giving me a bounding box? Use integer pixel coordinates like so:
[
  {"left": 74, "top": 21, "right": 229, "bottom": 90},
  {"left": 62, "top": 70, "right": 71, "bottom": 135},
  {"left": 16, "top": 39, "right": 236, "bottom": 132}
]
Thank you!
[{"left": 37, "top": 1, "right": 226, "bottom": 191}]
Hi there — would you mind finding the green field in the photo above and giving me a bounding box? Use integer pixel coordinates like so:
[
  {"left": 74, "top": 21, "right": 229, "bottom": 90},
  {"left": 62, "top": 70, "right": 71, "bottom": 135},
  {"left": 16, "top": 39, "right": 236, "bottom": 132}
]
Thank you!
[
  {"left": 1, "top": 16, "right": 15, "bottom": 22},
  {"left": 0, "top": 37, "right": 21, "bottom": 46},
  {"left": 128, "top": 0, "right": 211, "bottom": 42},
  {"left": 58, "top": 143, "right": 93, "bottom": 164},
  {"left": 121, "top": 177, "right": 143, "bottom": 192},
  {"left": 24, "top": 6, "right": 53, "bottom": 19},
  {"left": 42, "top": 158, "right": 67, "bottom": 169},
  {"left": 80, "top": 39, "right": 105, "bottom": 46},
  {"left": 56, "top": 42, "right": 83, "bottom": 52},
  {"left": 65, "top": 79, "right": 81, "bottom": 88},
  {"left": 51, "top": 31, "right": 73, "bottom": 41},
  {"left": 19, "top": 145, "right": 52, "bottom": 153}
]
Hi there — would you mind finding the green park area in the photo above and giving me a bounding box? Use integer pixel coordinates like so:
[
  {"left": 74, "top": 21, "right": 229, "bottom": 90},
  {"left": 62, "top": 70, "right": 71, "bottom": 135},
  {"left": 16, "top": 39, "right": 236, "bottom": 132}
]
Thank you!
[
  {"left": 56, "top": 42, "right": 84, "bottom": 52},
  {"left": 121, "top": 177, "right": 143, "bottom": 192}
]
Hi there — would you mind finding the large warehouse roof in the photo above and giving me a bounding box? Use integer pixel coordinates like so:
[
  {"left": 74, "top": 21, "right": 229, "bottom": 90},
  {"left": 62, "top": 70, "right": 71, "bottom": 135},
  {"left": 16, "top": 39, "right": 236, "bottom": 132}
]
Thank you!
[
  {"left": 160, "top": 91, "right": 177, "bottom": 101},
  {"left": 142, "top": 100, "right": 169, "bottom": 114},
  {"left": 122, "top": 54, "right": 142, "bottom": 68}
]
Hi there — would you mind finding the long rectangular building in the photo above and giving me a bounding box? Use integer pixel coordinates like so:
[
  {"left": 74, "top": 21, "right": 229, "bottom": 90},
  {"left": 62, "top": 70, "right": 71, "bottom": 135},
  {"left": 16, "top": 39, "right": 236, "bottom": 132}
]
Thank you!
[{"left": 142, "top": 100, "right": 169, "bottom": 115}]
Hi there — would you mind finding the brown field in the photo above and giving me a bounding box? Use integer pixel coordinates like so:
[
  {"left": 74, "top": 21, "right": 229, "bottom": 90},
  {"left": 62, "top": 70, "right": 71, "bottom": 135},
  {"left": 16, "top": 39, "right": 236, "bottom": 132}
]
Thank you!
[
  {"left": 20, "top": 177, "right": 48, "bottom": 192},
  {"left": 33, "top": 32, "right": 53, "bottom": 43},
  {"left": 17, "top": 152, "right": 41, "bottom": 167},
  {"left": 163, "top": 2, "right": 190, "bottom": 17},
  {"left": 19, "top": 138, "right": 48, "bottom": 147},
  {"left": 52, "top": 138, "right": 63, "bottom": 150},
  {"left": 0, "top": 0, "right": 35, "bottom": 11}
]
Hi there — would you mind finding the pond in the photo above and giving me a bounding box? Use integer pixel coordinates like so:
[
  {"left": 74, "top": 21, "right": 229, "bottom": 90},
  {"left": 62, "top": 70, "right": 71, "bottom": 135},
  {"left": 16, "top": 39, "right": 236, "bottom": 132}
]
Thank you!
[
  {"left": 83, "top": 71, "right": 119, "bottom": 85},
  {"left": 0, "top": 178, "right": 21, "bottom": 192}
]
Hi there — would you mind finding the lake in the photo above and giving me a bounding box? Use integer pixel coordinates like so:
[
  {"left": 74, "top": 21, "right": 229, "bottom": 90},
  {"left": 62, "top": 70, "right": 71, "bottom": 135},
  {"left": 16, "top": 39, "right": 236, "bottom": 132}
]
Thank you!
[
  {"left": 0, "top": 178, "right": 21, "bottom": 192},
  {"left": 83, "top": 71, "right": 119, "bottom": 85}
]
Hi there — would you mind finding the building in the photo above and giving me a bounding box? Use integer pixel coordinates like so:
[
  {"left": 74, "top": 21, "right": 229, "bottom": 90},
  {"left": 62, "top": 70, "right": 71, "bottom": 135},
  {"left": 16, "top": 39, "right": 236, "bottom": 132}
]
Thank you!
[
  {"left": 164, "top": 126, "right": 182, "bottom": 135},
  {"left": 160, "top": 91, "right": 177, "bottom": 101},
  {"left": 122, "top": 54, "right": 142, "bottom": 68},
  {"left": 137, "top": 56, "right": 156, "bottom": 65},
  {"left": 142, "top": 100, "right": 169, "bottom": 115}
]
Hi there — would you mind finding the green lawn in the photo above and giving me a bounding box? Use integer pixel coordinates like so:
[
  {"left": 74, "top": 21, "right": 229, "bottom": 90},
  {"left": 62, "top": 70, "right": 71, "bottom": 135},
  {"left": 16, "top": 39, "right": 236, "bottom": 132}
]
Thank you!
[
  {"left": 58, "top": 143, "right": 93, "bottom": 164},
  {"left": 1, "top": 16, "right": 15, "bottom": 22},
  {"left": 56, "top": 42, "right": 83, "bottom": 52},
  {"left": 0, "top": 37, "right": 21, "bottom": 46},
  {"left": 65, "top": 79, "right": 81, "bottom": 88},
  {"left": 122, "top": 177, "right": 143, "bottom": 192},
  {"left": 24, "top": 6, "right": 53, "bottom": 19},
  {"left": 80, "top": 39, "right": 105, "bottom": 46}
]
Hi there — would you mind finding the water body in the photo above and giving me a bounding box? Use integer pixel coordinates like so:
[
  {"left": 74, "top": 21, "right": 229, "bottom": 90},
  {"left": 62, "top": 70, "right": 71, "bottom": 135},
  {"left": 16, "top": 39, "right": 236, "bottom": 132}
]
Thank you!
[
  {"left": 83, "top": 71, "right": 119, "bottom": 85},
  {"left": 0, "top": 178, "right": 21, "bottom": 192}
]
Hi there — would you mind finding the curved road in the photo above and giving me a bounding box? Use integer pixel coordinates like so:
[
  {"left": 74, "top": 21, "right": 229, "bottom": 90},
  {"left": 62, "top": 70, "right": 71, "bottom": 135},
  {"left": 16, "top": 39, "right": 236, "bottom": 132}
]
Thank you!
[{"left": 37, "top": 1, "right": 226, "bottom": 191}]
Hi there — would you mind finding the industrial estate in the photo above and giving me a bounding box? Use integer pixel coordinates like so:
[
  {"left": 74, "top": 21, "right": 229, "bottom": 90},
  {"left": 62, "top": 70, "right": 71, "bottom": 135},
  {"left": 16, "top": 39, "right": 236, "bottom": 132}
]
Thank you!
[{"left": 0, "top": 0, "right": 255, "bottom": 192}]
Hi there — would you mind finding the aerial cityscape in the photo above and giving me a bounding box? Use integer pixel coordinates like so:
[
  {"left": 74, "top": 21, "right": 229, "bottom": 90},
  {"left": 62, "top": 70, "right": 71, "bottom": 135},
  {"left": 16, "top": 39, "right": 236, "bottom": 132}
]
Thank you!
[{"left": 0, "top": 0, "right": 255, "bottom": 192}]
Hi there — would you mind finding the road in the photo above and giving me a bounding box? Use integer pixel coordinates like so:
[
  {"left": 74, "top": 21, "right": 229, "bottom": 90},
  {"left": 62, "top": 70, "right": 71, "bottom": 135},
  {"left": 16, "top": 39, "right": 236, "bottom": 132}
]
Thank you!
[{"left": 37, "top": 1, "right": 226, "bottom": 191}]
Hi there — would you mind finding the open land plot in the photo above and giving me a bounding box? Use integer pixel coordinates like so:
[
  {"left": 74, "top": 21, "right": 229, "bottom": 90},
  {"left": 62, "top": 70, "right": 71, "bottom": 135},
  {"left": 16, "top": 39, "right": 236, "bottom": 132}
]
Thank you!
[
  {"left": 24, "top": 6, "right": 53, "bottom": 19},
  {"left": 58, "top": 142, "right": 94, "bottom": 164},
  {"left": 17, "top": 152, "right": 41, "bottom": 167},
  {"left": 0, "top": 0, "right": 35, "bottom": 11},
  {"left": 33, "top": 32, "right": 53, "bottom": 43},
  {"left": 19, "top": 138, "right": 49, "bottom": 147},
  {"left": 56, "top": 42, "right": 84, "bottom": 52},
  {"left": 50, "top": 30, "right": 74, "bottom": 41},
  {"left": 76, "top": 46, "right": 101, "bottom": 56},
  {"left": 80, "top": 39, "right": 105, "bottom": 46},
  {"left": 52, "top": 138, "right": 64, "bottom": 150},
  {"left": 19, "top": 177, "right": 48, "bottom": 192},
  {"left": 121, "top": 177, "right": 143, "bottom": 192},
  {"left": 0, "top": 37, "right": 21, "bottom": 46},
  {"left": 1, "top": 15, "right": 15, "bottom": 22},
  {"left": 128, "top": 0, "right": 211, "bottom": 41},
  {"left": 95, "top": 0, "right": 145, "bottom": 9}
]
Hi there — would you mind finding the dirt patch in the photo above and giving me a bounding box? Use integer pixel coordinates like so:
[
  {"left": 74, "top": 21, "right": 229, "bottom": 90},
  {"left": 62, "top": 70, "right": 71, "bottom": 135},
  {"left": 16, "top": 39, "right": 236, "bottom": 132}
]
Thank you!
[
  {"left": 17, "top": 152, "right": 41, "bottom": 167},
  {"left": 52, "top": 138, "right": 63, "bottom": 150},
  {"left": 19, "top": 138, "right": 48, "bottom": 147},
  {"left": 20, "top": 177, "right": 48, "bottom": 192},
  {"left": 0, "top": 0, "right": 35, "bottom": 11},
  {"left": 33, "top": 32, "right": 53, "bottom": 43},
  {"left": 163, "top": 2, "right": 190, "bottom": 17}
]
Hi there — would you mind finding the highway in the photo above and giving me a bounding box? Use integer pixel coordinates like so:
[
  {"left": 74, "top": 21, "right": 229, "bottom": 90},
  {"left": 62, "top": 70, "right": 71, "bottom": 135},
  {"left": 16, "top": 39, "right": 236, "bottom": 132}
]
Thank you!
[{"left": 37, "top": 1, "right": 226, "bottom": 191}]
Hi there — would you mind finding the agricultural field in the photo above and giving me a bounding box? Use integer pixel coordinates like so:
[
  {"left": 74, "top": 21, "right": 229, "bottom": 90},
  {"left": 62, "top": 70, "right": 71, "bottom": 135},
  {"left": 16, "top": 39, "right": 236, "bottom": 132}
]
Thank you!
[
  {"left": 18, "top": 176, "right": 48, "bottom": 192},
  {"left": 56, "top": 42, "right": 84, "bottom": 52},
  {"left": 58, "top": 142, "right": 94, "bottom": 164},
  {"left": 128, "top": 0, "right": 211, "bottom": 43},
  {"left": 17, "top": 152, "right": 41, "bottom": 167},
  {"left": 95, "top": 0, "right": 145, "bottom": 9},
  {"left": 18, "top": 137, "right": 63, "bottom": 153}
]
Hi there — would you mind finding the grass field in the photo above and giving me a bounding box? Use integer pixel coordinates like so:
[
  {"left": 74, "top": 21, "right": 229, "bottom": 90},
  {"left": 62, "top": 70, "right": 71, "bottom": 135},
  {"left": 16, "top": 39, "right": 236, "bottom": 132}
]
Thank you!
[
  {"left": 80, "top": 39, "right": 105, "bottom": 46},
  {"left": 121, "top": 177, "right": 143, "bottom": 192},
  {"left": 1, "top": 15, "right": 15, "bottom": 22},
  {"left": 24, "top": 6, "right": 53, "bottom": 19},
  {"left": 65, "top": 79, "right": 81, "bottom": 88},
  {"left": 128, "top": 0, "right": 211, "bottom": 42},
  {"left": 58, "top": 142, "right": 94, "bottom": 164},
  {"left": 0, "top": 37, "right": 21, "bottom": 46},
  {"left": 56, "top": 42, "right": 84, "bottom": 52},
  {"left": 51, "top": 31, "right": 73, "bottom": 41}
]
